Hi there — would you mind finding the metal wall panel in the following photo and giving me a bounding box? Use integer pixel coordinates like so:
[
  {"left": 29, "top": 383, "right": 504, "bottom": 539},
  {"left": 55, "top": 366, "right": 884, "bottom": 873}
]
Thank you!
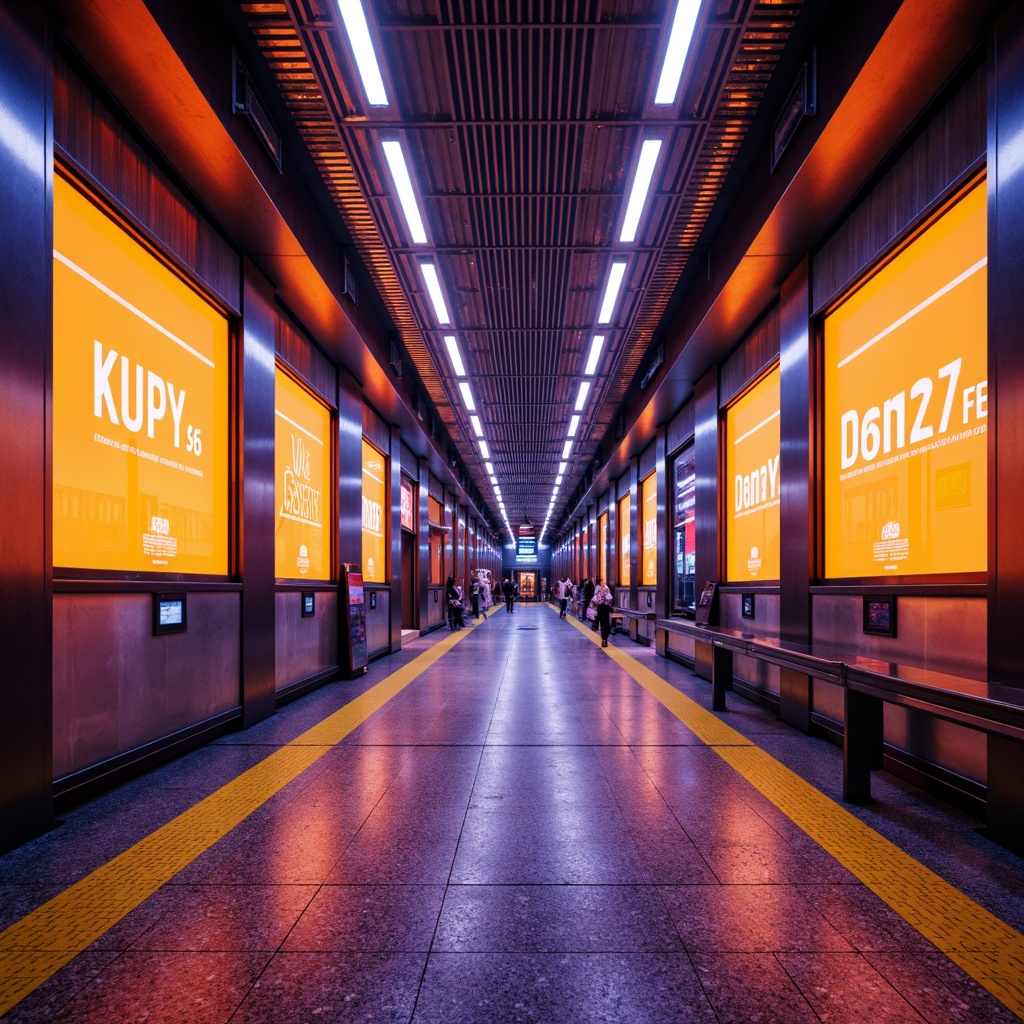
[
  {"left": 0, "top": 0, "right": 53, "bottom": 851},
  {"left": 241, "top": 257, "right": 277, "bottom": 728},
  {"left": 366, "top": 589, "right": 391, "bottom": 657},
  {"left": 53, "top": 593, "right": 240, "bottom": 779},
  {"left": 667, "top": 399, "right": 695, "bottom": 457},
  {"left": 362, "top": 402, "right": 390, "bottom": 453},
  {"left": 275, "top": 309, "right": 336, "bottom": 408},
  {"left": 720, "top": 305, "right": 780, "bottom": 408},
  {"left": 274, "top": 590, "right": 338, "bottom": 691}
]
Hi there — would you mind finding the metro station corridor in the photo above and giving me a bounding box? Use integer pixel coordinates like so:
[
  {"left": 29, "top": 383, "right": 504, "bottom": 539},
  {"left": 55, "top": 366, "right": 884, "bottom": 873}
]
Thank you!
[{"left": 2, "top": 603, "right": 1022, "bottom": 1023}]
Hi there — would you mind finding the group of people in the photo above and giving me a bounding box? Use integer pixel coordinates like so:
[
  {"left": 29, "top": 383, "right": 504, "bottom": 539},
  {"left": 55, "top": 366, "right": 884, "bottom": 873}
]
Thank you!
[
  {"left": 444, "top": 573, "right": 491, "bottom": 630},
  {"left": 551, "top": 576, "right": 614, "bottom": 647}
]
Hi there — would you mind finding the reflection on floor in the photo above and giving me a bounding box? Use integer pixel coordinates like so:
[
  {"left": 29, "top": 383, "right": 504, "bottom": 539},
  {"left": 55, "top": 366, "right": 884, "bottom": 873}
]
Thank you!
[{"left": 1, "top": 602, "right": 1022, "bottom": 1022}]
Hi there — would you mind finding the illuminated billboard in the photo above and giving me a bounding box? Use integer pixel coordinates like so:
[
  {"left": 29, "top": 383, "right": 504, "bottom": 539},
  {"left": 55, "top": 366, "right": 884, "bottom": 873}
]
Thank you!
[
  {"left": 53, "top": 176, "right": 229, "bottom": 574},
  {"left": 824, "top": 182, "right": 987, "bottom": 578},
  {"left": 641, "top": 473, "right": 657, "bottom": 585},
  {"left": 725, "top": 366, "right": 780, "bottom": 581},
  {"left": 618, "top": 494, "right": 631, "bottom": 585},
  {"left": 362, "top": 439, "right": 387, "bottom": 583},
  {"left": 275, "top": 368, "right": 331, "bottom": 580}
]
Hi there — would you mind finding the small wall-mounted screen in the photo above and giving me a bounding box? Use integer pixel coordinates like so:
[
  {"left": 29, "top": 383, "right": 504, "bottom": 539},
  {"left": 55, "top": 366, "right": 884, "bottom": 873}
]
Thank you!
[{"left": 153, "top": 593, "right": 187, "bottom": 635}]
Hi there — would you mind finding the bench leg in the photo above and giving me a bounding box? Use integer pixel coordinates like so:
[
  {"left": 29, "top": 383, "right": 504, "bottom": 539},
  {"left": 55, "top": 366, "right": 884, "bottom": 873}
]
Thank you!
[
  {"left": 987, "top": 735, "right": 1024, "bottom": 857},
  {"left": 779, "top": 668, "right": 812, "bottom": 734},
  {"left": 711, "top": 645, "right": 733, "bottom": 712},
  {"left": 844, "top": 688, "right": 883, "bottom": 803}
]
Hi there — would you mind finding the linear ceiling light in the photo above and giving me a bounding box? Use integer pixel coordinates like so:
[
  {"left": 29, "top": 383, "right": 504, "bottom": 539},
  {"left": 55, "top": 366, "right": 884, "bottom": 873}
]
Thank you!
[
  {"left": 470, "top": 414, "right": 484, "bottom": 436},
  {"left": 556, "top": 474, "right": 563, "bottom": 485},
  {"left": 381, "top": 140, "right": 427, "bottom": 243},
  {"left": 479, "top": 439, "right": 490, "bottom": 459},
  {"left": 654, "top": 0, "right": 702, "bottom": 106},
  {"left": 443, "top": 335, "right": 466, "bottom": 376},
  {"left": 574, "top": 381, "right": 591, "bottom": 411},
  {"left": 584, "top": 335, "right": 606, "bottom": 376},
  {"left": 619, "top": 139, "right": 663, "bottom": 243},
  {"left": 336, "top": 0, "right": 389, "bottom": 107},
  {"left": 459, "top": 382, "right": 476, "bottom": 411},
  {"left": 485, "top": 461, "right": 495, "bottom": 475},
  {"left": 558, "top": 461, "right": 567, "bottom": 475},
  {"left": 489, "top": 475, "right": 498, "bottom": 484},
  {"left": 597, "top": 262, "right": 627, "bottom": 324},
  {"left": 562, "top": 439, "right": 573, "bottom": 460},
  {"left": 567, "top": 414, "right": 580, "bottom": 438},
  {"left": 420, "top": 263, "right": 450, "bottom": 325}
]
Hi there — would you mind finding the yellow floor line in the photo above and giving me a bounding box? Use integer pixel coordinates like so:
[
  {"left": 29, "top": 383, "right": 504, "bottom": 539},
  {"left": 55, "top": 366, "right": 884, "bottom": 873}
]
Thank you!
[
  {"left": 0, "top": 610, "right": 493, "bottom": 1016},
  {"left": 561, "top": 610, "right": 1024, "bottom": 1019}
]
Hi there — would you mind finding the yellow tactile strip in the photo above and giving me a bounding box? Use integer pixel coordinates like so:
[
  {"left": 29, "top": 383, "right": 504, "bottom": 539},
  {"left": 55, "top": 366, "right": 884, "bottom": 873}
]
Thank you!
[
  {"left": 0, "top": 610, "right": 492, "bottom": 1017},
  {"left": 565, "top": 610, "right": 1024, "bottom": 1020}
]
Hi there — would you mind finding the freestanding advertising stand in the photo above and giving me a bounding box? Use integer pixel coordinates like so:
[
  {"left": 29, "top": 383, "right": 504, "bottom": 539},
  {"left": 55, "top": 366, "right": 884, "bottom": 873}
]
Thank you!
[{"left": 341, "top": 563, "right": 368, "bottom": 677}]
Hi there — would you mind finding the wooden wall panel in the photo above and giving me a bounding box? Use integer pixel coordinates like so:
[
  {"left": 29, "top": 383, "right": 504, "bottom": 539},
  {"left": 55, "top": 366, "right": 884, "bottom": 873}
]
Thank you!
[
  {"left": 53, "top": 52, "right": 241, "bottom": 313},
  {"left": 720, "top": 304, "right": 780, "bottom": 407},
  {"left": 813, "top": 64, "right": 985, "bottom": 313},
  {"left": 275, "top": 310, "right": 337, "bottom": 407},
  {"left": 667, "top": 398, "right": 695, "bottom": 456}
]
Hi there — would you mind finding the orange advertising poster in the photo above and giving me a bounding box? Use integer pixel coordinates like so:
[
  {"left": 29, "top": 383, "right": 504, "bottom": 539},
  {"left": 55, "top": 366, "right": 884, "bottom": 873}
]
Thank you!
[
  {"left": 52, "top": 176, "right": 229, "bottom": 574},
  {"left": 362, "top": 439, "right": 387, "bottom": 582},
  {"left": 275, "top": 369, "right": 331, "bottom": 580},
  {"left": 641, "top": 473, "right": 657, "bottom": 585},
  {"left": 618, "top": 494, "right": 631, "bottom": 585},
  {"left": 824, "top": 182, "right": 987, "bottom": 578},
  {"left": 725, "top": 366, "right": 780, "bottom": 581},
  {"left": 598, "top": 512, "right": 608, "bottom": 584}
]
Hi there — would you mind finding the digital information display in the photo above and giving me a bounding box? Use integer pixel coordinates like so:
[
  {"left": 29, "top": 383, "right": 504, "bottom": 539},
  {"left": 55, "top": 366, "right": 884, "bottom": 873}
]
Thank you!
[
  {"left": 361, "top": 439, "right": 387, "bottom": 583},
  {"left": 824, "top": 181, "right": 987, "bottom": 578},
  {"left": 275, "top": 368, "right": 331, "bottom": 580},
  {"left": 53, "top": 176, "right": 229, "bottom": 574},
  {"left": 641, "top": 473, "right": 657, "bottom": 585},
  {"left": 517, "top": 535, "right": 537, "bottom": 560},
  {"left": 725, "top": 365, "right": 780, "bottom": 581}
]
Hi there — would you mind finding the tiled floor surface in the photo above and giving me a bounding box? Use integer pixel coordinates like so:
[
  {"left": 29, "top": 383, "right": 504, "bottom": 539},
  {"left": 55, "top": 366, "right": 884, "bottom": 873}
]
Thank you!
[{"left": 1, "top": 603, "right": 1022, "bottom": 1022}]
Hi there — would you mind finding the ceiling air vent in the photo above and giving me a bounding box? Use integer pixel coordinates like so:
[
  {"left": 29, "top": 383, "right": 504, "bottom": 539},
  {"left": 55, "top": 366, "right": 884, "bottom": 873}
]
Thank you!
[{"left": 232, "top": 50, "right": 282, "bottom": 172}]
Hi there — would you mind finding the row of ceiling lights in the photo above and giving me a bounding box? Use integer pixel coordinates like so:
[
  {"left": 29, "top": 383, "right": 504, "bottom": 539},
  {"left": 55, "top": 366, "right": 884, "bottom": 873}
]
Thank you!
[{"left": 334, "top": 0, "right": 703, "bottom": 550}]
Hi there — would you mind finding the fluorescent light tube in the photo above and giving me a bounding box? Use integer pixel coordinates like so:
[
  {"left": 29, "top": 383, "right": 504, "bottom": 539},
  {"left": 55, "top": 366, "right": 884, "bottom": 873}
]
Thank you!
[
  {"left": 619, "top": 139, "right": 662, "bottom": 243},
  {"left": 420, "top": 263, "right": 450, "bottom": 324},
  {"left": 382, "top": 140, "right": 427, "bottom": 243},
  {"left": 558, "top": 461, "right": 567, "bottom": 474},
  {"left": 479, "top": 439, "right": 490, "bottom": 459},
  {"left": 568, "top": 414, "right": 580, "bottom": 437},
  {"left": 575, "top": 380, "right": 591, "bottom": 411},
  {"left": 562, "top": 439, "right": 573, "bottom": 459},
  {"left": 584, "top": 335, "right": 605, "bottom": 376},
  {"left": 336, "top": 0, "right": 389, "bottom": 106},
  {"left": 470, "top": 414, "right": 483, "bottom": 436},
  {"left": 655, "top": 0, "right": 702, "bottom": 105},
  {"left": 459, "top": 382, "right": 476, "bottom": 411},
  {"left": 485, "top": 461, "right": 495, "bottom": 474},
  {"left": 556, "top": 475, "right": 563, "bottom": 485},
  {"left": 443, "top": 335, "right": 466, "bottom": 376},
  {"left": 598, "top": 263, "right": 627, "bottom": 324},
  {"left": 489, "top": 475, "right": 497, "bottom": 484}
]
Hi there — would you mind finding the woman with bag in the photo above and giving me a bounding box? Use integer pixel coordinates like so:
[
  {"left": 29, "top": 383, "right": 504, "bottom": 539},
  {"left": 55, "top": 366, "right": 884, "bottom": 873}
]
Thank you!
[{"left": 592, "top": 578, "right": 613, "bottom": 647}]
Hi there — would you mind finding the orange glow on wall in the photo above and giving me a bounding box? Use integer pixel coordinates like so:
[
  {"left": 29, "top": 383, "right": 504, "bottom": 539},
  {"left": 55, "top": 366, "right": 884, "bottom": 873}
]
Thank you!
[
  {"left": 824, "top": 181, "right": 987, "bottom": 578},
  {"left": 362, "top": 438, "right": 387, "bottom": 583},
  {"left": 53, "top": 175, "right": 229, "bottom": 574},
  {"left": 618, "top": 494, "right": 631, "bottom": 585},
  {"left": 599, "top": 512, "right": 608, "bottom": 584},
  {"left": 641, "top": 473, "right": 657, "bottom": 586},
  {"left": 725, "top": 366, "right": 780, "bottom": 581},
  {"left": 275, "top": 368, "right": 331, "bottom": 580}
]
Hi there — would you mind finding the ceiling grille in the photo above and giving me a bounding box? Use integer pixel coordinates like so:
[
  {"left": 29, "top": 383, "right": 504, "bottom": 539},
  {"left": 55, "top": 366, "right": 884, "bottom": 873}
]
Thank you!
[{"left": 243, "top": 0, "right": 804, "bottom": 531}]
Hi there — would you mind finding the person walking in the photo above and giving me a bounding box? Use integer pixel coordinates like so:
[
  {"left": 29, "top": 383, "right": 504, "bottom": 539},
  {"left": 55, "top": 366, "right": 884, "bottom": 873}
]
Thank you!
[
  {"left": 583, "top": 577, "right": 596, "bottom": 624},
  {"left": 593, "top": 577, "right": 614, "bottom": 647},
  {"left": 502, "top": 577, "right": 515, "bottom": 614},
  {"left": 445, "top": 575, "right": 462, "bottom": 630},
  {"left": 470, "top": 576, "right": 482, "bottom": 619}
]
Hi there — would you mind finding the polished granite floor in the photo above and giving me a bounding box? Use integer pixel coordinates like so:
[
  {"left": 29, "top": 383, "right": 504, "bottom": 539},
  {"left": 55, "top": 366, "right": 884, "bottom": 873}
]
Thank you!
[{"left": 1, "top": 603, "right": 1023, "bottom": 1022}]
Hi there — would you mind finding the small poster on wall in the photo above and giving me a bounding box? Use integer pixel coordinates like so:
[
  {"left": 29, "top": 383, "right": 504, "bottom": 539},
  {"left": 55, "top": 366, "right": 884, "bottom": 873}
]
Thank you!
[{"left": 341, "top": 563, "right": 367, "bottom": 675}]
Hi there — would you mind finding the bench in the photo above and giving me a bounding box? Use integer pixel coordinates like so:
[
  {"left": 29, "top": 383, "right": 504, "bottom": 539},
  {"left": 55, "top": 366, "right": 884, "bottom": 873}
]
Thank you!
[
  {"left": 613, "top": 607, "right": 657, "bottom": 643},
  {"left": 657, "top": 618, "right": 1024, "bottom": 855}
]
